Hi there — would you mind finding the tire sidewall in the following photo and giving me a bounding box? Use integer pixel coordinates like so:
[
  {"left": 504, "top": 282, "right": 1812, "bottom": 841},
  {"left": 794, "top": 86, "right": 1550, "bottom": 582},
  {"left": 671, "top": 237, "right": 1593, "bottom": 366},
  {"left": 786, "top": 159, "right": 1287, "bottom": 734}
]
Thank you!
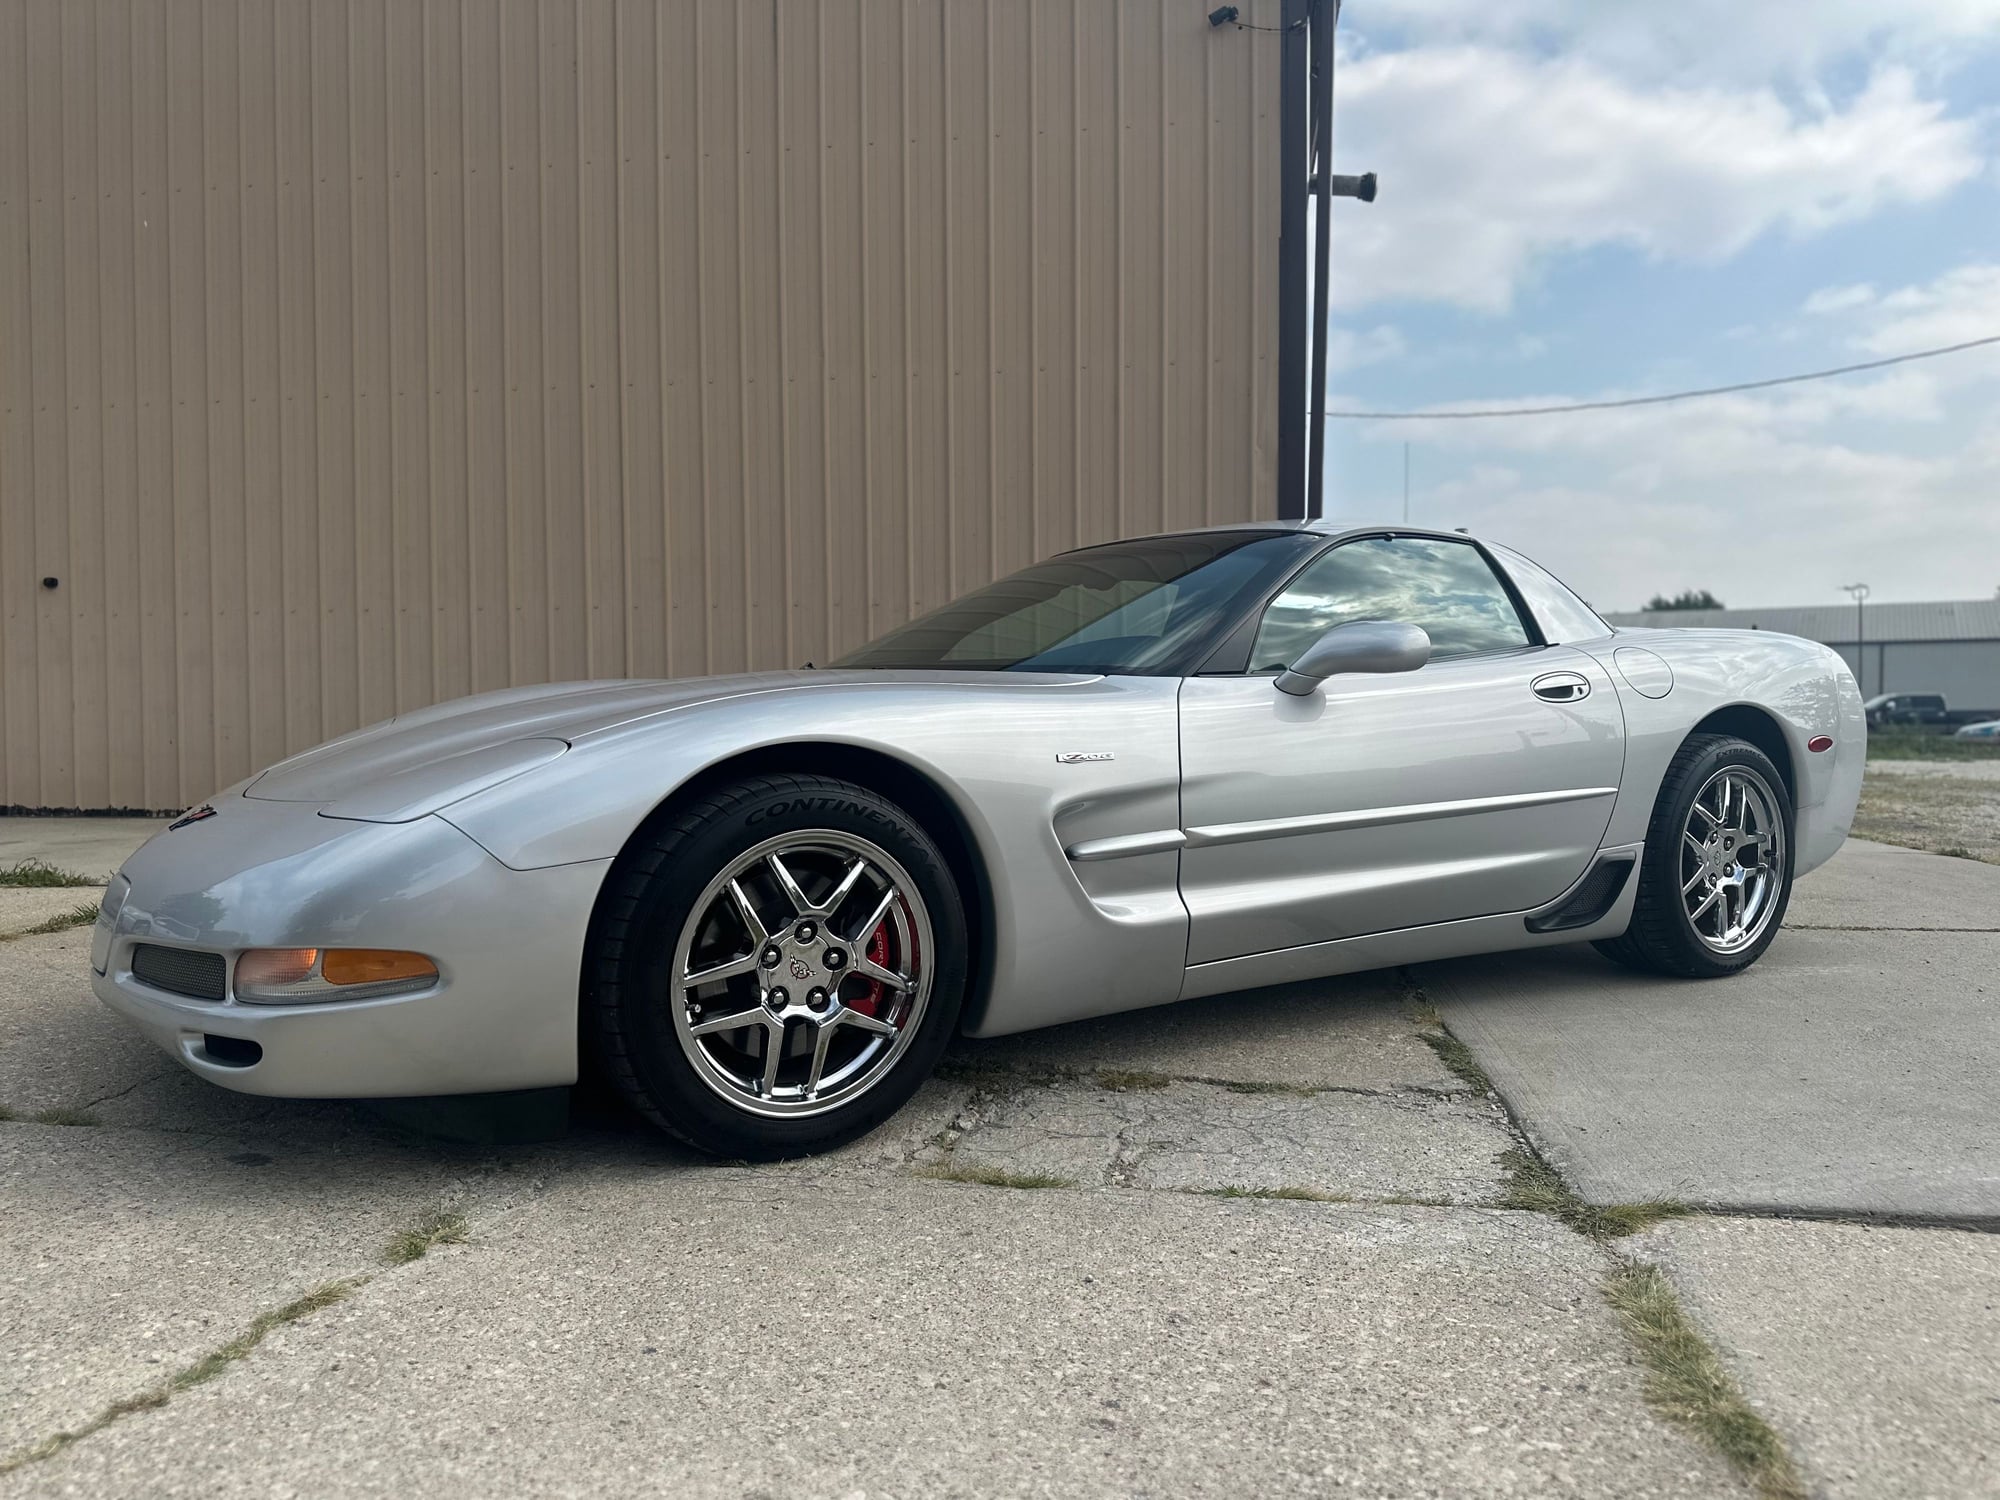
[
  {"left": 1651, "top": 738, "right": 1796, "bottom": 974},
  {"left": 602, "top": 778, "right": 967, "bottom": 1158}
]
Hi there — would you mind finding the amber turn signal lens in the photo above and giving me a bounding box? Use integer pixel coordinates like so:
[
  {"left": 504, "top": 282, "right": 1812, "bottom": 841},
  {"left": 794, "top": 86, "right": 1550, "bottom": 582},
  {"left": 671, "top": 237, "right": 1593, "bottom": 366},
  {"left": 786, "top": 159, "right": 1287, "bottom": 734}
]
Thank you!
[
  {"left": 321, "top": 949, "right": 438, "bottom": 987},
  {"left": 235, "top": 947, "right": 320, "bottom": 988}
]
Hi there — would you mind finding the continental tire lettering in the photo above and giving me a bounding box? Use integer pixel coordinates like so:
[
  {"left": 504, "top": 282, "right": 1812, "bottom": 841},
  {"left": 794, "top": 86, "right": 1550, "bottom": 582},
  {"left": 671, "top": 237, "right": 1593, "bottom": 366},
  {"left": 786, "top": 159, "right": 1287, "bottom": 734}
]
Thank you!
[{"left": 745, "top": 797, "right": 893, "bottom": 829}]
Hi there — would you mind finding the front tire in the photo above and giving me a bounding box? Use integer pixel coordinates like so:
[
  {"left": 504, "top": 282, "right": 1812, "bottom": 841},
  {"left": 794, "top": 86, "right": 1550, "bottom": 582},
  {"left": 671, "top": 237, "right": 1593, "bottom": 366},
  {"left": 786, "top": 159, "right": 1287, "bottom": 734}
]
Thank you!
[
  {"left": 1593, "top": 733, "right": 1794, "bottom": 978},
  {"left": 586, "top": 774, "right": 968, "bottom": 1158}
]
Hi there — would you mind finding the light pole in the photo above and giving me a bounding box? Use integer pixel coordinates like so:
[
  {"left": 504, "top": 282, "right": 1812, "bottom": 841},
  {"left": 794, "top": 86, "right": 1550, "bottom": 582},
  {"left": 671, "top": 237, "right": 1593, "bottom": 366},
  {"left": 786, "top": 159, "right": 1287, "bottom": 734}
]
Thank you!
[{"left": 1842, "top": 583, "right": 1870, "bottom": 697}]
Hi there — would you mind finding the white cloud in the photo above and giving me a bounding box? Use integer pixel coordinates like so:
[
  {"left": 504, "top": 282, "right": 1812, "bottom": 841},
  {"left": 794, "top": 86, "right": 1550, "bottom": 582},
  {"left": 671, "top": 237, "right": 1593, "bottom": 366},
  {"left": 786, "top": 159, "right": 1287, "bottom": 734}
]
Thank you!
[
  {"left": 1331, "top": 55, "right": 1984, "bottom": 311},
  {"left": 1338, "top": 257, "right": 2000, "bottom": 610},
  {"left": 1325, "top": 324, "right": 1407, "bottom": 372},
  {"left": 1348, "top": 0, "right": 2000, "bottom": 84},
  {"left": 1802, "top": 283, "right": 1878, "bottom": 316},
  {"left": 1806, "top": 263, "right": 2000, "bottom": 354}
]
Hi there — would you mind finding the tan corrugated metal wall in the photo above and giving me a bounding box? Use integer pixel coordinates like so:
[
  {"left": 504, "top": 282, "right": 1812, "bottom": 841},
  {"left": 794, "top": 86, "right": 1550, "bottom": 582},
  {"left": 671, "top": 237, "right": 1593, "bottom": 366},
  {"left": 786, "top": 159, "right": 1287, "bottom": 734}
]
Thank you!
[{"left": 1, "top": 0, "right": 1281, "bottom": 812}]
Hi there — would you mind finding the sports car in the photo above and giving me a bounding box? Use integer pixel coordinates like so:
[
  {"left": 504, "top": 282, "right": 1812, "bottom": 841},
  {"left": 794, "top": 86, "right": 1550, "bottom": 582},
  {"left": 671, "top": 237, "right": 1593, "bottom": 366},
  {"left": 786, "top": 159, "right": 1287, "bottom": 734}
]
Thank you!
[{"left": 93, "top": 522, "right": 1865, "bottom": 1156}]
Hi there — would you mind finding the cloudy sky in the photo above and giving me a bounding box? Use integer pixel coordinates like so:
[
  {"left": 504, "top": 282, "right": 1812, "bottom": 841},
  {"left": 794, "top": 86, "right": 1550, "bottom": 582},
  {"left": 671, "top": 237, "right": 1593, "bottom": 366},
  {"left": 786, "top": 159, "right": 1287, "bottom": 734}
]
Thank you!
[{"left": 1319, "top": 0, "right": 2000, "bottom": 612}]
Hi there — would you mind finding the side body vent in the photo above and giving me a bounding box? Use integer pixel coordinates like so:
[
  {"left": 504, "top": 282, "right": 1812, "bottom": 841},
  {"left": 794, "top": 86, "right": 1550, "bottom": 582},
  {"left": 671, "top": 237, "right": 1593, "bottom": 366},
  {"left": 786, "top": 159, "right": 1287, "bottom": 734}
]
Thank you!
[{"left": 1525, "top": 853, "right": 1637, "bottom": 934}]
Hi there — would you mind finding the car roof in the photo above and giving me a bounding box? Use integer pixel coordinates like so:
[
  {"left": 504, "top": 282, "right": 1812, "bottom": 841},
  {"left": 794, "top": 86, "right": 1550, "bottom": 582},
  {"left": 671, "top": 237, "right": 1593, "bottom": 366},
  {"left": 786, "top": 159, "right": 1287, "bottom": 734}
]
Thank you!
[{"left": 1061, "top": 518, "right": 1482, "bottom": 554}]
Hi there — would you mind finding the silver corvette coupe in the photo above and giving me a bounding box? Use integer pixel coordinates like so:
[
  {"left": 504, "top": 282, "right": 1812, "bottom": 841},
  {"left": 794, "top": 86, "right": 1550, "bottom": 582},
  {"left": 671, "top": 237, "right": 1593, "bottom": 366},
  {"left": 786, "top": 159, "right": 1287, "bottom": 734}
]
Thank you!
[{"left": 94, "top": 523, "right": 1864, "bottom": 1156}]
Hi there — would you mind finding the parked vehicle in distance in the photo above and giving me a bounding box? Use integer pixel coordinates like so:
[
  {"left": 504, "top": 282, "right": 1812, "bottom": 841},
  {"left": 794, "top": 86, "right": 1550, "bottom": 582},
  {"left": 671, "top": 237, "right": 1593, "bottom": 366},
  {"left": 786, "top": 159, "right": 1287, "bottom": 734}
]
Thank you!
[
  {"left": 92, "top": 522, "right": 1865, "bottom": 1157},
  {"left": 1953, "top": 719, "right": 2000, "bottom": 740},
  {"left": 1864, "top": 692, "right": 1949, "bottom": 728}
]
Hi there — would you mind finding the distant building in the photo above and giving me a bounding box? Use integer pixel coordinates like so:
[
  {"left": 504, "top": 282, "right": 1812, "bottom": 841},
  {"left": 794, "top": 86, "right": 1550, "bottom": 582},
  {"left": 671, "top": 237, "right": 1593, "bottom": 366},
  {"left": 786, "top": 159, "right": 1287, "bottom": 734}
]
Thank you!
[{"left": 1603, "top": 600, "right": 2000, "bottom": 709}]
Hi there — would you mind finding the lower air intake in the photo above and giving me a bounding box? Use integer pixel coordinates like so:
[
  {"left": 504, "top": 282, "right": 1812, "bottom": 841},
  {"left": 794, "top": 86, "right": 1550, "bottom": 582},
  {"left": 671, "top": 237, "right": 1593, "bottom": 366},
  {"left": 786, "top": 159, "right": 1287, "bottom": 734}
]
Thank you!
[{"left": 131, "top": 943, "right": 228, "bottom": 1001}]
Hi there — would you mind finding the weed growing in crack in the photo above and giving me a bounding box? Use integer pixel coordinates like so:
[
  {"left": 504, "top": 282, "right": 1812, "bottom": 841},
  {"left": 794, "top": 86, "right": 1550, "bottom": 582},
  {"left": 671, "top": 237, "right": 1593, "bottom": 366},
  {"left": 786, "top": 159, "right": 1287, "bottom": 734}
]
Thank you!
[
  {"left": 1499, "top": 1147, "right": 1690, "bottom": 1240},
  {"left": 385, "top": 1207, "right": 470, "bottom": 1265},
  {"left": 0, "top": 860, "right": 99, "bottom": 888},
  {"left": 1211, "top": 1078, "right": 1318, "bottom": 1096},
  {"left": 916, "top": 1161, "right": 1073, "bottom": 1190},
  {"left": 6, "top": 902, "right": 103, "bottom": 939},
  {"left": 1418, "top": 1030, "right": 1494, "bottom": 1094},
  {"left": 28, "top": 1107, "right": 99, "bottom": 1127},
  {"left": 1605, "top": 1262, "right": 1805, "bottom": 1500},
  {"left": 1202, "top": 1185, "right": 1353, "bottom": 1203},
  {"left": 1095, "top": 1068, "right": 1172, "bottom": 1092},
  {"left": 0, "top": 1276, "right": 366, "bottom": 1476}
]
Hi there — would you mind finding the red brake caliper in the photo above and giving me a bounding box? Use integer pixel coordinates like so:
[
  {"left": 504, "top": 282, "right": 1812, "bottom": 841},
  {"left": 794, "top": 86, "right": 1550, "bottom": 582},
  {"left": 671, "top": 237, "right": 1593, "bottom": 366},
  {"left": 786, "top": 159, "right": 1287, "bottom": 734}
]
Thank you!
[
  {"left": 846, "top": 900, "right": 917, "bottom": 1021},
  {"left": 848, "top": 921, "right": 893, "bottom": 1019}
]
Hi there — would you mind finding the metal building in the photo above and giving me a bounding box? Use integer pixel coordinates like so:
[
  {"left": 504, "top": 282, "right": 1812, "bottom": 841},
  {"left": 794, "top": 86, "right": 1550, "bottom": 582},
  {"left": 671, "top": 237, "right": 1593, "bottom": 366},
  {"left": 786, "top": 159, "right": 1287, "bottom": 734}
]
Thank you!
[
  {"left": 1604, "top": 599, "right": 2000, "bottom": 710},
  {"left": 2, "top": 0, "right": 1337, "bottom": 812}
]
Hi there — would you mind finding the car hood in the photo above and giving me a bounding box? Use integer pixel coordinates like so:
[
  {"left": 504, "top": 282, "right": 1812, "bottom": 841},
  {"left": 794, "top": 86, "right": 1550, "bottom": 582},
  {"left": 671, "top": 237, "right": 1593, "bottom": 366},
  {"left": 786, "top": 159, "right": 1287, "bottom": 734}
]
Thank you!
[{"left": 242, "top": 669, "right": 1090, "bottom": 822}]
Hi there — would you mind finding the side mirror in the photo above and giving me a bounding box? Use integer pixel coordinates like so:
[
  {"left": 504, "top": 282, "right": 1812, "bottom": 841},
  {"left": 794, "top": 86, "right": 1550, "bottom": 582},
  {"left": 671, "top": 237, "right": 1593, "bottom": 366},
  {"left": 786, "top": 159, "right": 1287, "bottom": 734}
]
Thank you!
[{"left": 1275, "top": 620, "right": 1430, "bottom": 696}]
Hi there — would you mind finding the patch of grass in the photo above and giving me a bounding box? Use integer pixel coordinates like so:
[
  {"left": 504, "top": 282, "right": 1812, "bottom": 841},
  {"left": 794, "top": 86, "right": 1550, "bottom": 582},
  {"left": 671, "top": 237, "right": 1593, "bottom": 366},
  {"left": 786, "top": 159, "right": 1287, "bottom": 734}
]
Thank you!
[
  {"left": 28, "top": 1106, "right": 100, "bottom": 1127},
  {"left": 1094, "top": 1067, "right": 1172, "bottom": 1092},
  {"left": 1866, "top": 731, "right": 2000, "bottom": 762},
  {"left": 934, "top": 1059, "right": 1038, "bottom": 1089},
  {"left": 0, "top": 1104, "right": 17, "bottom": 1122},
  {"left": 18, "top": 901, "right": 101, "bottom": 936},
  {"left": 1212, "top": 1078, "right": 1317, "bottom": 1097},
  {"left": 1418, "top": 1030, "right": 1494, "bottom": 1094},
  {"left": 384, "top": 1207, "right": 469, "bottom": 1265},
  {"left": 1605, "top": 1262, "right": 1806, "bottom": 1500},
  {"left": 916, "top": 1161, "right": 1074, "bottom": 1191},
  {"left": 0, "top": 1276, "right": 366, "bottom": 1477},
  {"left": 1499, "top": 1147, "right": 1690, "bottom": 1240},
  {"left": 1202, "top": 1184, "right": 1353, "bottom": 1203},
  {"left": 0, "top": 859, "right": 99, "bottom": 888},
  {"left": 1380, "top": 1193, "right": 1455, "bottom": 1207},
  {"left": 1937, "top": 845, "right": 1976, "bottom": 859}
]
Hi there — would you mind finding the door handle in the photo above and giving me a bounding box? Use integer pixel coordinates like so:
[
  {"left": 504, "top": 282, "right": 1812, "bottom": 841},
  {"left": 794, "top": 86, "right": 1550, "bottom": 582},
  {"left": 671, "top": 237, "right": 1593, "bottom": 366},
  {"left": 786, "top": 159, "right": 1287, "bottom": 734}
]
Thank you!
[{"left": 1531, "top": 671, "right": 1591, "bottom": 703}]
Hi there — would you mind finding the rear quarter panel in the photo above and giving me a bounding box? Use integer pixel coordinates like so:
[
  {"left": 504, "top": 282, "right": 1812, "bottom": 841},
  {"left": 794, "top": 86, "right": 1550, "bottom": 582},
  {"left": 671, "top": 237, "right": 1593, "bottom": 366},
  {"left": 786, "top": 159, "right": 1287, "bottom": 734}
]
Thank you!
[{"left": 1582, "top": 628, "right": 1863, "bottom": 876}]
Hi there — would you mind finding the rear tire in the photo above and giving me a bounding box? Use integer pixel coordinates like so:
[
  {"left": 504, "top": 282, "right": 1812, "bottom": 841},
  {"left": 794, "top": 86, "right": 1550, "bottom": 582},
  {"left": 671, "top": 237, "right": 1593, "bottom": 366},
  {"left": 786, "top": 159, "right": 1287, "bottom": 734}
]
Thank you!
[
  {"left": 585, "top": 773, "right": 968, "bottom": 1158},
  {"left": 1592, "top": 733, "right": 1794, "bottom": 979}
]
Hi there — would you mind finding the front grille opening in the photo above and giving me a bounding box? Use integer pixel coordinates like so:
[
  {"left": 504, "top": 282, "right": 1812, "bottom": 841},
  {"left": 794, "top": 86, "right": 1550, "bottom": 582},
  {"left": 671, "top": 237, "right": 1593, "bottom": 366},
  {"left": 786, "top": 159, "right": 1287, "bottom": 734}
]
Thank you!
[
  {"left": 201, "top": 1034, "right": 263, "bottom": 1068},
  {"left": 131, "top": 944, "right": 228, "bottom": 1001}
]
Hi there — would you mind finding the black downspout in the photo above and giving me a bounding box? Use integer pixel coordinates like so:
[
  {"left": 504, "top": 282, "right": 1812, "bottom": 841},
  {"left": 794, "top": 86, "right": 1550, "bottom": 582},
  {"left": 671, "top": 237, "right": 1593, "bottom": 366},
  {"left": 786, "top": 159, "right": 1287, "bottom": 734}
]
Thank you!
[
  {"left": 1305, "top": 0, "right": 1336, "bottom": 519},
  {"left": 1276, "top": 0, "right": 1310, "bottom": 520}
]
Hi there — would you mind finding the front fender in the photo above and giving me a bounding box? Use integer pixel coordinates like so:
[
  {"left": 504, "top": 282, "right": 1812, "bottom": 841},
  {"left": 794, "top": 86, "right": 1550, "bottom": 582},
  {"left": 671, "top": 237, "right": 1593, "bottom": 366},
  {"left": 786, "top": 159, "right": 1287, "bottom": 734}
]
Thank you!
[{"left": 438, "top": 676, "right": 1191, "bottom": 1036}]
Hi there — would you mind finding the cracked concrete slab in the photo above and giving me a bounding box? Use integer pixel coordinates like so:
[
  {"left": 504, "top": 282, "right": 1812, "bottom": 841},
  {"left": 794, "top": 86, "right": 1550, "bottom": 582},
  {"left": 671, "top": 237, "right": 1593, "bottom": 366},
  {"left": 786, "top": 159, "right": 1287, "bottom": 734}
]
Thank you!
[
  {"left": 0, "top": 888, "right": 103, "bottom": 939},
  {"left": 1423, "top": 927, "right": 2000, "bottom": 1218},
  {"left": 951, "top": 971, "right": 1460, "bottom": 1093},
  {"left": 1783, "top": 839, "right": 2000, "bottom": 932},
  {"left": 5, "top": 1173, "right": 1741, "bottom": 1500},
  {"left": 934, "top": 1078, "right": 1515, "bottom": 1203},
  {"left": 0, "top": 1121, "right": 512, "bottom": 1459},
  {"left": 0, "top": 926, "right": 371, "bottom": 1136},
  {"left": 1633, "top": 1216, "right": 2000, "bottom": 1499},
  {"left": 0, "top": 818, "right": 166, "bottom": 882}
]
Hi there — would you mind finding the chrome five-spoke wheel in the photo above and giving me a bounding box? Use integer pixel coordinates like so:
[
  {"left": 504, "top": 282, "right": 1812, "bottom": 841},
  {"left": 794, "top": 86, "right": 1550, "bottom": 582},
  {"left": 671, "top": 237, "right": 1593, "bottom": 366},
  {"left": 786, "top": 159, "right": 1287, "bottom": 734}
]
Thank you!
[
  {"left": 1678, "top": 765, "right": 1787, "bottom": 955},
  {"left": 671, "top": 831, "right": 933, "bottom": 1118}
]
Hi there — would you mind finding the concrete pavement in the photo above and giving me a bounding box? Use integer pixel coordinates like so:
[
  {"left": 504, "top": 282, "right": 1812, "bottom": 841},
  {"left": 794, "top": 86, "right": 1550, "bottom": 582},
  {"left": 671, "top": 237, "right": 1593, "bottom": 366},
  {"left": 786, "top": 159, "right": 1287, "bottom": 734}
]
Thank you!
[
  {"left": 1, "top": 819, "right": 1994, "bottom": 1496},
  {"left": 12, "top": 1177, "right": 1734, "bottom": 1500},
  {"left": 1420, "top": 840, "right": 2000, "bottom": 1220},
  {"left": 0, "top": 818, "right": 168, "bottom": 882},
  {"left": 1636, "top": 1216, "right": 2000, "bottom": 1500}
]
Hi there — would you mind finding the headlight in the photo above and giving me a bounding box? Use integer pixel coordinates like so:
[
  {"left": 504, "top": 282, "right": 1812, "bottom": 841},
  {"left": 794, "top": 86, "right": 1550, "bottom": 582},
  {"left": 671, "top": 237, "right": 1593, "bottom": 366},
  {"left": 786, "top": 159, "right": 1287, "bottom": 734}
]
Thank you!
[
  {"left": 91, "top": 877, "right": 131, "bottom": 975},
  {"left": 234, "top": 948, "right": 439, "bottom": 1005}
]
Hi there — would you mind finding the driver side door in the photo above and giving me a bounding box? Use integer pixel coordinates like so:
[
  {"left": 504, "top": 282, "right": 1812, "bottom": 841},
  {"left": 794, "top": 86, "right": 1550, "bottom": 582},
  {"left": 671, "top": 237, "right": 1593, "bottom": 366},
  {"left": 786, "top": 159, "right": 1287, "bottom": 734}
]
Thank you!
[{"left": 1177, "top": 534, "right": 1625, "bottom": 966}]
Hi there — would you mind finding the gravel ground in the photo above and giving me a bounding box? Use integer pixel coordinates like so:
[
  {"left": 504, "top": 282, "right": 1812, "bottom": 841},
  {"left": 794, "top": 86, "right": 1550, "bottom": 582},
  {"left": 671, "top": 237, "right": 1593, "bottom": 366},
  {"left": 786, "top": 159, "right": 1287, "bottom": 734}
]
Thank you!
[{"left": 1854, "top": 758, "right": 2000, "bottom": 863}]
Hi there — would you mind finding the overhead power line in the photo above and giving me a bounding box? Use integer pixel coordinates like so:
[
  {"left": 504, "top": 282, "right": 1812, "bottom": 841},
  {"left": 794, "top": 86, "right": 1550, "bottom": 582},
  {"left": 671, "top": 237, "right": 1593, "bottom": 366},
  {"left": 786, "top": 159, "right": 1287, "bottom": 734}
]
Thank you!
[{"left": 1322, "top": 332, "right": 2000, "bottom": 420}]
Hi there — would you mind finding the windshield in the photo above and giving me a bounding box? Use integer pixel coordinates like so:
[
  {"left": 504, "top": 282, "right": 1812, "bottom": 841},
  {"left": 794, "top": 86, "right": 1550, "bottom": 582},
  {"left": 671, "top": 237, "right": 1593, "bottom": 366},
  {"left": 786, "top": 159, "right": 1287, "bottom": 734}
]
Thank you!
[{"left": 835, "top": 532, "right": 1314, "bottom": 675}]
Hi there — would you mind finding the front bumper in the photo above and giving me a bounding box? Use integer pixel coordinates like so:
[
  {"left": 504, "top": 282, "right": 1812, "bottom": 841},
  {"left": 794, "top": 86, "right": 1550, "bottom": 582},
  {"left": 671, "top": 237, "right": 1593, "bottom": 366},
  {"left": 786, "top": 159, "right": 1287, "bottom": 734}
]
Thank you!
[{"left": 92, "top": 794, "right": 610, "bottom": 1098}]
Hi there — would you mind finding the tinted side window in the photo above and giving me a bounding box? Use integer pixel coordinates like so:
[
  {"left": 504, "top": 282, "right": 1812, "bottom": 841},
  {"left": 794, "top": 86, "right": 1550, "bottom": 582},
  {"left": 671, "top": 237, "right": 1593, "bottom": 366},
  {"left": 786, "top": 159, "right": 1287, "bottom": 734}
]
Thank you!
[{"left": 1250, "top": 536, "right": 1533, "bottom": 670}]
